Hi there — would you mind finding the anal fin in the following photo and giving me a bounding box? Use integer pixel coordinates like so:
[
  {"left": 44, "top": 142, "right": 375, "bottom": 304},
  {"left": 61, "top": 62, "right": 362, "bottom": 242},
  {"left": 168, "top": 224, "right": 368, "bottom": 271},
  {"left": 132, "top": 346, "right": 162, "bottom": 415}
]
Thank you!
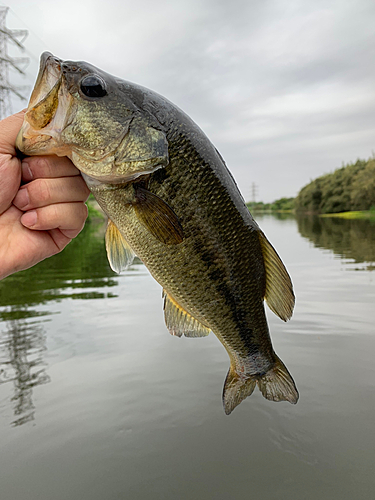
[
  {"left": 163, "top": 290, "right": 211, "bottom": 338},
  {"left": 105, "top": 219, "right": 135, "bottom": 273}
]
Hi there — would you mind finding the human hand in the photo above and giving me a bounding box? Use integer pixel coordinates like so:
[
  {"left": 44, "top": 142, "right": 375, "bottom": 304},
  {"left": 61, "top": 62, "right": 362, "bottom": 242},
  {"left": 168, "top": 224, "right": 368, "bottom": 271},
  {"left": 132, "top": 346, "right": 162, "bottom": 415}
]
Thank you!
[{"left": 0, "top": 111, "right": 90, "bottom": 280}]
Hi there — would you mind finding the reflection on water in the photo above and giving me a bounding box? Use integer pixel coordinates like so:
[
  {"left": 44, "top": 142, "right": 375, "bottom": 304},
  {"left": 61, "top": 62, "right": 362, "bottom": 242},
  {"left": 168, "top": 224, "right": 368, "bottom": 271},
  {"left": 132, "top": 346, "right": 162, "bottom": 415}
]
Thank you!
[
  {"left": 0, "top": 214, "right": 374, "bottom": 500},
  {"left": 0, "top": 314, "right": 50, "bottom": 426},
  {"left": 1, "top": 214, "right": 375, "bottom": 427},
  {"left": 0, "top": 221, "right": 121, "bottom": 426},
  {"left": 296, "top": 214, "right": 375, "bottom": 269},
  {"left": 253, "top": 211, "right": 296, "bottom": 222},
  {"left": 0, "top": 222, "right": 119, "bottom": 322}
]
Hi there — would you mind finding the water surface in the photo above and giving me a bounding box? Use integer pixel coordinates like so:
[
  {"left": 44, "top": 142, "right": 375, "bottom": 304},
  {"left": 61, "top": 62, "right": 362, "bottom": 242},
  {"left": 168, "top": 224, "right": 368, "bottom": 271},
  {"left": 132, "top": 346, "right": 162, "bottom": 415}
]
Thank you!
[{"left": 0, "top": 214, "right": 374, "bottom": 499}]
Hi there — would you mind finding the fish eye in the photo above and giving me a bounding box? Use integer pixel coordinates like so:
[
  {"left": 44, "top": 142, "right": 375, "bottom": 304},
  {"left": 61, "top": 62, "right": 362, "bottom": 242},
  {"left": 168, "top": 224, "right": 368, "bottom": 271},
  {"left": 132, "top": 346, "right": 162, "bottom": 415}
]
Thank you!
[{"left": 80, "top": 75, "right": 107, "bottom": 98}]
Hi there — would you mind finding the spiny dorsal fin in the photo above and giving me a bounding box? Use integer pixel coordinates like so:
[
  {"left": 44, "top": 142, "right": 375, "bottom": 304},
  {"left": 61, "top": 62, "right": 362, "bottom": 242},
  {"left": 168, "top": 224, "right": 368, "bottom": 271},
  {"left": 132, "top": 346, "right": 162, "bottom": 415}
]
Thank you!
[
  {"left": 258, "top": 230, "right": 295, "bottom": 321},
  {"left": 134, "top": 186, "right": 184, "bottom": 245},
  {"left": 163, "top": 290, "right": 211, "bottom": 338},
  {"left": 105, "top": 219, "right": 135, "bottom": 273}
]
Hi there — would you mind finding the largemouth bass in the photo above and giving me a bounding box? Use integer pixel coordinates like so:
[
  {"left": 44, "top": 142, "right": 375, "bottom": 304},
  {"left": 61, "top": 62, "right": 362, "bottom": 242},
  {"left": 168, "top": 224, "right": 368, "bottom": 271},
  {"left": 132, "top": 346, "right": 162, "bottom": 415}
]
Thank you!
[{"left": 16, "top": 52, "right": 298, "bottom": 414}]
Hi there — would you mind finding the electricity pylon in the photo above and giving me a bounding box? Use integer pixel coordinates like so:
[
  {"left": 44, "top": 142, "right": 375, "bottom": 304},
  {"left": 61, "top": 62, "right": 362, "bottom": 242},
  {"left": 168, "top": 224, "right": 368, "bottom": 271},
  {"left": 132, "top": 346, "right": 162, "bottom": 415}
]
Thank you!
[
  {"left": 250, "top": 182, "right": 258, "bottom": 203},
  {"left": 0, "top": 6, "right": 29, "bottom": 119}
]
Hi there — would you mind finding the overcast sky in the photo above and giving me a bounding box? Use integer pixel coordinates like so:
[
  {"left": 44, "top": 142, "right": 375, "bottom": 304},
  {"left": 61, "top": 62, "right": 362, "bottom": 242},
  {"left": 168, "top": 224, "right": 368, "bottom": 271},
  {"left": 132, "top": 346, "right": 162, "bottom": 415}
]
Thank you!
[{"left": 2, "top": 0, "right": 375, "bottom": 202}]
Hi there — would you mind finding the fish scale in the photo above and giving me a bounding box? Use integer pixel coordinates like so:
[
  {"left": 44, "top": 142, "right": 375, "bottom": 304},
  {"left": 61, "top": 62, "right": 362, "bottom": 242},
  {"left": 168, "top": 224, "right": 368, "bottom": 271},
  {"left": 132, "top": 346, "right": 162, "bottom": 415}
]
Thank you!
[
  {"left": 93, "top": 121, "right": 275, "bottom": 366},
  {"left": 16, "top": 52, "right": 298, "bottom": 414}
]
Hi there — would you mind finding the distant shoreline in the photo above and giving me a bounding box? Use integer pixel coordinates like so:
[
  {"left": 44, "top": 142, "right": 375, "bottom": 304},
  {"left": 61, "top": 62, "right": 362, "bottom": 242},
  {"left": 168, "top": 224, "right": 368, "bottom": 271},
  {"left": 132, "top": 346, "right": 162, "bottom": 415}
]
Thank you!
[
  {"left": 320, "top": 210, "right": 375, "bottom": 220},
  {"left": 247, "top": 206, "right": 375, "bottom": 221}
]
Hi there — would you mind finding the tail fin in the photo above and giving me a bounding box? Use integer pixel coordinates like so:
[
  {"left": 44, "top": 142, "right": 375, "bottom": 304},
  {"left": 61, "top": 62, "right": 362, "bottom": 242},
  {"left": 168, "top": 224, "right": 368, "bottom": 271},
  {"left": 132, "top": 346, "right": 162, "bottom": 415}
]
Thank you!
[
  {"left": 222, "top": 355, "right": 299, "bottom": 415},
  {"left": 222, "top": 365, "right": 256, "bottom": 415},
  {"left": 256, "top": 355, "right": 299, "bottom": 405}
]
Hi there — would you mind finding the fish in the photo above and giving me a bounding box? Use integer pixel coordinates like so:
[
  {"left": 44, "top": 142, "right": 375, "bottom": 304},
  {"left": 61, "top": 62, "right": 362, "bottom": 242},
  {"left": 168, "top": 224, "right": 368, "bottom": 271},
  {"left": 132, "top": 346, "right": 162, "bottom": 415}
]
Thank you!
[{"left": 16, "top": 52, "right": 298, "bottom": 414}]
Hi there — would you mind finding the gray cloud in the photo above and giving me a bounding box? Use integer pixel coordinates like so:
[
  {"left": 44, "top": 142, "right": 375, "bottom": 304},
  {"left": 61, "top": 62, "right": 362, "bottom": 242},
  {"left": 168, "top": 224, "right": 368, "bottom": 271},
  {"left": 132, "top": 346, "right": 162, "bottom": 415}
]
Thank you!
[{"left": 3, "top": 0, "right": 375, "bottom": 201}]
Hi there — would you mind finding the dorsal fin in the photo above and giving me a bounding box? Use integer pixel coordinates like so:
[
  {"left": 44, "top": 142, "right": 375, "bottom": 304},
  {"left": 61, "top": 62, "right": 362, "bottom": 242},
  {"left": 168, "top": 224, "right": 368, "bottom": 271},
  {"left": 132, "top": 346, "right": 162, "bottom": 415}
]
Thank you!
[
  {"left": 258, "top": 231, "right": 295, "bottom": 321},
  {"left": 105, "top": 219, "right": 135, "bottom": 273},
  {"left": 163, "top": 290, "right": 211, "bottom": 338}
]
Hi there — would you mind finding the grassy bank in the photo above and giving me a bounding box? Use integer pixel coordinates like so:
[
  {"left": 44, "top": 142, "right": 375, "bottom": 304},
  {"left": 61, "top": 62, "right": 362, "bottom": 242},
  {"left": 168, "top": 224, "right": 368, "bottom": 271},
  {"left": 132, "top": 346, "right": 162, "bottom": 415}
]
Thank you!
[
  {"left": 320, "top": 209, "right": 375, "bottom": 220},
  {"left": 246, "top": 197, "right": 295, "bottom": 213}
]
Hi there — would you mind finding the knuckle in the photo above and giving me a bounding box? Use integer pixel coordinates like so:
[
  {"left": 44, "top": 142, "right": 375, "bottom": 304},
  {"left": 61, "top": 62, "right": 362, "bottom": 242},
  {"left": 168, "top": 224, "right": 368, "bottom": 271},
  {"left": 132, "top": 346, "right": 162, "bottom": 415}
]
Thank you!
[
  {"left": 64, "top": 202, "right": 88, "bottom": 229},
  {"left": 34, "top": 178, "right": 52, "bottom": 204},
  {"left": 71, "top": 203, "right": 88, "bottom": 230},
  {"left": 26, "top": 157, "right": 47, "bottom": 176},
  {"left": 53, "top": 204, "right": 61, "bottom": 222},
  {"left": 78, "top": 202, "right": 89, "bottom": 221},
  {"left": 74, "top": 176, "right": 90, "bottom": 198},
  {"left": 37, "top": 158, "right": 53, "bottom": 176}
]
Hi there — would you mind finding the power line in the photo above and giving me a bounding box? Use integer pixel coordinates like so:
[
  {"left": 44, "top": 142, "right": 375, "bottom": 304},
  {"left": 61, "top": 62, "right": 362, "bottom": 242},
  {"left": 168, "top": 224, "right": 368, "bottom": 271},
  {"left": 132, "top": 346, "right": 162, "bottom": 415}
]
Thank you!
[
  {"left": 250, "top": 182, "right": 258, "bottom": 203},
  {"left": 0, "top": 6, "right": 29, "bottom": 119}
]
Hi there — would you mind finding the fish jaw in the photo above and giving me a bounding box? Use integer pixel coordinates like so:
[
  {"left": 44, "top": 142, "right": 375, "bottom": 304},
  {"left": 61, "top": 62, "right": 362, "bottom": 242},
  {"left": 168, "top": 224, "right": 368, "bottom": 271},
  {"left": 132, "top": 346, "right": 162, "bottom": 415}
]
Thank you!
[
  {"left": 17, "top": 52, "right": 169, "bottom": 184},
  {"left": 29, "top": 52, "right": 62, "bottom": 110},
  {"left": 16, "top": 52, "right": 73, "bottom": 158}
]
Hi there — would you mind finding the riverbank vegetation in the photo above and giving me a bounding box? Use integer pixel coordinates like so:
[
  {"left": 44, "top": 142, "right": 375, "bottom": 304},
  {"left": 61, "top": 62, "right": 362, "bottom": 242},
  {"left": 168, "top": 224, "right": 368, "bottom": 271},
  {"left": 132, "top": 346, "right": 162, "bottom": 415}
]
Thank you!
[
  {"left": 246, "top": 197, "right": 295, "bottom": 212},
  {"left": 294, "top": 157, "right": 375, "bottom": 214},
  {"left": 320, "top": 208, "right": 375, "bottom": 220},
  {"left": 248, "top": 156, "right": 375, "bottom": 218}
]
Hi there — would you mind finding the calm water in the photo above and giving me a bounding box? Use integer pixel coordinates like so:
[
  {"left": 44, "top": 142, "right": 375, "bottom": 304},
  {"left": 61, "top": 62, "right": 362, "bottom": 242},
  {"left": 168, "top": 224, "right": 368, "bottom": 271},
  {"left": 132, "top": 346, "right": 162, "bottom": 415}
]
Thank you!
[{"left": 0, "top": 214, "right": 374, "bottom": 500}]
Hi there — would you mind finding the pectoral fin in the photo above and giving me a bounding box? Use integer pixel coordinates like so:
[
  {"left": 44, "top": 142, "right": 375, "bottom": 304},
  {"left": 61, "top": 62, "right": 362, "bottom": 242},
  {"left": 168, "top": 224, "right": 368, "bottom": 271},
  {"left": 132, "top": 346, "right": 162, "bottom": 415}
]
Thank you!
[
  {"left": 134, "top": 186, "right": 184, "bottom": 245},
  {"left": 258, "top": 231, "right": 295, "bottom": 321},
  {"left": 163, "top": 291, "right": 211, "bottom": 337},
  {"left": 105, "top": 220, "right": 135, "bottom": 273}
]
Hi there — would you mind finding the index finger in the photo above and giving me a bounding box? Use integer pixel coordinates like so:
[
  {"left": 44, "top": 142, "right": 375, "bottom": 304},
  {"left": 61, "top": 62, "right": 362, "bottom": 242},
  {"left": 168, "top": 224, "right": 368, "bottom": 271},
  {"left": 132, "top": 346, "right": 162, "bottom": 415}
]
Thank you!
[{"left": 22, "top": 155, "right": 81, "bottom": 182}]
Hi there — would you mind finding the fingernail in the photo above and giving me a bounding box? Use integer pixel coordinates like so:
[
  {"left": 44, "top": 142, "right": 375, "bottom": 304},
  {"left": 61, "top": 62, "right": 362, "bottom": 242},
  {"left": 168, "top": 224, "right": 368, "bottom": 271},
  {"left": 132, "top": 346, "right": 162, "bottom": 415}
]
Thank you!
[
  {"left": 21, "top": 161, "right": 33, "bottom": 181},
  {"left": 21, "top": 210, "right": 37, "bottom": 227},
  {"left": 13, "top": 187, "right": 30, "bottom": 210}
]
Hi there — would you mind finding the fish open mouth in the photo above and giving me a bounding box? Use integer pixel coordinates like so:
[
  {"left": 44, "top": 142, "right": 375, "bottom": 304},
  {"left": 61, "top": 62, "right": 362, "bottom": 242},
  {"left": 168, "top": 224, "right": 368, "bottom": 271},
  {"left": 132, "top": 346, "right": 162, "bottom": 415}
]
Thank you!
[
  {"left": 16, "top": 52, "right": 71, "bottom": 156},
  {"left": 28, "top": 52, "right": 62, "bottom": 116}
]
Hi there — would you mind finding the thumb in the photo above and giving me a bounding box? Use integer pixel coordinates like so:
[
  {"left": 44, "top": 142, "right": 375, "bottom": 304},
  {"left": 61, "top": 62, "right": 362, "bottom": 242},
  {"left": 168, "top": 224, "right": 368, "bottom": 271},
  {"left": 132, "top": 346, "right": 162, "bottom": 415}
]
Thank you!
[
  {"left": 0, "top": 111, "right": 25, "bottom": 155},
  {"left": 0, "top": 112, "right": 25, "bottom": 215}
]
